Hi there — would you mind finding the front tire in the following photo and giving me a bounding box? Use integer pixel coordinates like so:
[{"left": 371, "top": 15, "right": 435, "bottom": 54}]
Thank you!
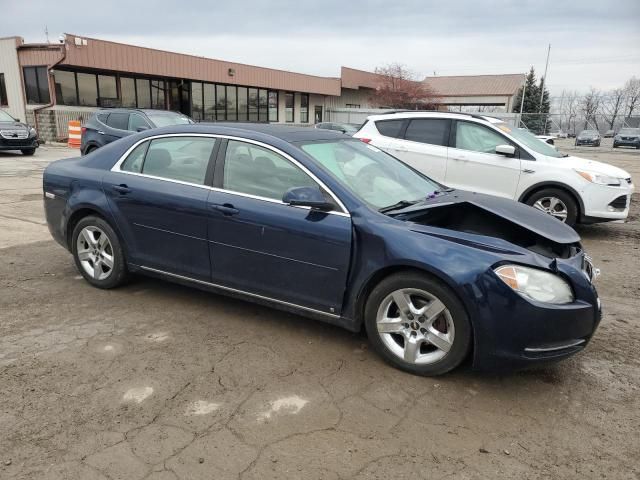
[
  {"left": 21, "top": 148, "right": 36, "bottom": 156},
  {"left": 364, "top": 272, "right": 472, "bottom": 376},
  {"left": 525, "top": 188, "right": 578, "bottom": 226},
  {"left": 71, "top": 216, "right": 128, "bottom": 289}
]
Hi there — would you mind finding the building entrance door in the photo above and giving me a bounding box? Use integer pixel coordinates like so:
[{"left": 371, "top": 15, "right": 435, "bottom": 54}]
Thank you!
[
  {"left": 168, "top": 80, "right": 191, "bottom": 116},
  {"left": 314, "top": 106, "right": 323, "bottom": 123}
]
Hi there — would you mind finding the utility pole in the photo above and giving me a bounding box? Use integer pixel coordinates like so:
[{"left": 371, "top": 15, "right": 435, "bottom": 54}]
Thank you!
[
  {"left": 519, "top": 76, "right": 527, "bottom": 128},
  {"left": 539, "top": 43, "right": 551, "bottom": 112},
  {"left": 45, "top": 26, "right": 50, "bottom": 44}
]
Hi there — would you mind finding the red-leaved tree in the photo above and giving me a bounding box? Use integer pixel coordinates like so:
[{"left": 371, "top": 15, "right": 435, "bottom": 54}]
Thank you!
[{"left": 370, "top": 63, "right": 439, "bottom": 109}]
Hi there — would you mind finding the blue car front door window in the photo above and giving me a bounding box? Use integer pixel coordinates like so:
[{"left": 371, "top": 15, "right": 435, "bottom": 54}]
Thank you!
[{"left": 223, "top": 140, "right": 317, "bottom": 201}]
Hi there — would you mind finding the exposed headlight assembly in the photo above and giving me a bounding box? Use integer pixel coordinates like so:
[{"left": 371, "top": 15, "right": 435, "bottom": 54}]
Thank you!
[
  {"left": 575, "top": 170, "right": 622, "bottom": 186},
  {"left": 494, "top": 265, "right": 574, "bottom": 304}
]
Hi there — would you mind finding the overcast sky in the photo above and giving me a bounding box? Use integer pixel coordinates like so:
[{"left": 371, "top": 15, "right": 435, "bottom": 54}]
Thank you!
[{"left": 4, "top": 0, "right": 639, "bottom": 96}]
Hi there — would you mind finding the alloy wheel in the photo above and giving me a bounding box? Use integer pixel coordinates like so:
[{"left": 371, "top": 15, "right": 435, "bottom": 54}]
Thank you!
[
  {"left": 532, "top": 196, "right": 568, "bottom": 222},
  {"left": 76, "top": 226, "right": 114, "bottom": 280},
  {"left": 376, "top": 288, "right": 455, "bottom": 365}
]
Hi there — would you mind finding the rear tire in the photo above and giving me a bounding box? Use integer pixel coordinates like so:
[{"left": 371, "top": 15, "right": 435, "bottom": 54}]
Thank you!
[
  {"left": 21, "top": 148, "right": 36, "bottom": 156},
  {"left": 525, "top": 188, "right": 579, "bottom": 226},
  {"left": 71, "top": 215, "right": 128, "bottom": 289},
  {"left": 364, "top": 272, "right": 471, "bottom": 376}
]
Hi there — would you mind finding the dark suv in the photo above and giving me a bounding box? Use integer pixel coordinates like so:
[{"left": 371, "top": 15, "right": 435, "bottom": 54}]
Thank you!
[{"left": 81, "top": 109, "right": 193, "bottom": 155}]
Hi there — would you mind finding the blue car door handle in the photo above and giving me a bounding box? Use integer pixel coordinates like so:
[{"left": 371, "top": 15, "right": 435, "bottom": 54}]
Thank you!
[
  {"left": 112, "top": 184, "right": 131, "bottom": 194},
  {"left": 209, "top": 203, "right": 239, "bottom": 216}
]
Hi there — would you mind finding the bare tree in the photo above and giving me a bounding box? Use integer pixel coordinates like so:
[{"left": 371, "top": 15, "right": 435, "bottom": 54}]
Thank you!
[
  {"left": 559, "top": 90, "right": 580, "bottom": 134},
  {"left": 370, "top": 63, "right": 439, "bottom": 109},
  {"left": 602, "top": 88, "right": 625, "bottom": 130},
  {"left": 581, "top": 88, "right": 602, "bottom": 130},
  {"left": 623, "top": 76, "right": 640, "bottom": 117}
]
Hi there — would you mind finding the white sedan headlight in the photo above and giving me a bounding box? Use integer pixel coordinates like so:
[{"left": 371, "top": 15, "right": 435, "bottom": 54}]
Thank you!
[
  {"left": 494, "top": 265, "right": 574, "bottom": 304},
  {"left": 575, "top": 170, "right": 622, "bottom": 186}
]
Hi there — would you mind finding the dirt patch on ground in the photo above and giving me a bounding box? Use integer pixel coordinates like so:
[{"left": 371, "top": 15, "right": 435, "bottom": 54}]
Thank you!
[{"left": 1, "top": 147, "right": 639, "bottom": 479}]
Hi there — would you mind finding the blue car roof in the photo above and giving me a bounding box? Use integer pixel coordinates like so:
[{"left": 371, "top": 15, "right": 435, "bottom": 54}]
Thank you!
[{"left": 144, "top": 123, "right": 348, "bottom": 143}]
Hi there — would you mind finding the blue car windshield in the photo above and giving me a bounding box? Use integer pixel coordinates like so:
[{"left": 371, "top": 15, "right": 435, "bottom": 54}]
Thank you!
[{"left": 300, "top": 140, "right": 441, "bottom": 210}]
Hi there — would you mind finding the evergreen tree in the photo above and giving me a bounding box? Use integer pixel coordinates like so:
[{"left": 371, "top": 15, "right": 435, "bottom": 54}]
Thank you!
[
  {"left": 538, "top": 76, "right": 551, "bottom": 114},
  {"left": 512, "top": 67, "right": 539, "bottom": 114},
  {"left": 512, "top": 67, "right": 551, "bottom": 133}
]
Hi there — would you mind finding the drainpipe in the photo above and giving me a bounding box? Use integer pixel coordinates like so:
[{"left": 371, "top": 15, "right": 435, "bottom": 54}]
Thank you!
[{"left": 31, "top": 41, "right": 67, "bottom": 137}]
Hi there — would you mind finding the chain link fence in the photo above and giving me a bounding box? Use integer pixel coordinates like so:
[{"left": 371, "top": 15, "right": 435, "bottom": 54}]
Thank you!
[{"left": 516, "top": 113, "right": 639, "bottom": 136}]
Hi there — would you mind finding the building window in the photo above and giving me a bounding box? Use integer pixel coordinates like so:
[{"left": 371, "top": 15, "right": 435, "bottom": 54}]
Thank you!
[
  {"left": 203, "top": 83, "right": 215, "bottom": 121},
  {"left": 120, "top": 77, "right": 136, "bottom": 108},
  {"left": 0, "top": 74, "right": 8, "bottom": 106},
  {"left": 258, "top": 89, "right": 268, "bottom": 122},
  {"left": 77, "top": 72, "right": 98, "bottom": 106},
  {"left": 97, "top": 74, "right": 117, "bottom": 106},
  {"left": 268, "top": 91, "right": 278, "bottom": 122},
  {"left": 226, "top": 85, "right": 237, "bottom": 121},
  {"left": 53, "top": 70, "right": 78, "bottom": 106},
  {"left": 345, "top": 103, "right": 361, "bottom": 109},
  {"left": 191, "top": 82, "right": 203, "bottom": 121},
  {"left": 237, "top": 87, "right": 248, "bottom": 122},
  {"left": 215, "top": 85, "right": 226, "bottom": 120},
  {"left": 300, "top": 93, "right": 309, "bottom": 123},
  {"left": 151, "top": 80, "right": 166, "bottom": 110},
  {"left": 136, "top": 79, "right": 151, "bottom": 108},
  {"left": 23, "top": 66, "right": 50, "bottom": 104},
  {"left": 285, "top": 92, "right": 294, "bottom": 122},
  {"left": 248, "top": 88, "right": 258, "bottom": 122}
]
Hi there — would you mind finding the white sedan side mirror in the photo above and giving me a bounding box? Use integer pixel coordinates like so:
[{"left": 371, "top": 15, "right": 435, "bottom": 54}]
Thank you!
[{"left": 495, "top": 144, "right": 516, "bottom": 156}]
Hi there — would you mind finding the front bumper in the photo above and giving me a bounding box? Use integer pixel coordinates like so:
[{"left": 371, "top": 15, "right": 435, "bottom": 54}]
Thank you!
[
  {"left": 471, "top": 256, "right": 601, "bottom": 371},
  {"left": 575, "top": 139, "right": 599, "bottom": 145},
  {"left": 613, "top": 139, "right": 640, "bottom": 147},
  {"left": 580, "top": 181, "right": 634, "bottom": 221},
  {"left": 0, "top": 136, "right": 39, "bottom": 150}
]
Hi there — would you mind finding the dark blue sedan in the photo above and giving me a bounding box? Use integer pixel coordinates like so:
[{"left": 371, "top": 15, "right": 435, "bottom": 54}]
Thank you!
[{"left": 43, "top": 124, "right": 601, "bottom": 375}]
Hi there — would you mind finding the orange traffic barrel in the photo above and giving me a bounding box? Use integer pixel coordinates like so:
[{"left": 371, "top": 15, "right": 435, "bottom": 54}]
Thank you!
[{"left": 68, "top": 120, "right": 81, "bottom": 148}]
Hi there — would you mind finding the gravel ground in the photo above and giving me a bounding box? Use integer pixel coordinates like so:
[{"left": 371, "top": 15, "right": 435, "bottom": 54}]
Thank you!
[{"left": 0, "top": 144, "right": 639, "bottom": 479}]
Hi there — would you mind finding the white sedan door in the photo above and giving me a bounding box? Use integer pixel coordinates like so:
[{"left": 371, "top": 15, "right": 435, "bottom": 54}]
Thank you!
[{"left": 445, "top": 120, "right": 521, "bottom": 199}]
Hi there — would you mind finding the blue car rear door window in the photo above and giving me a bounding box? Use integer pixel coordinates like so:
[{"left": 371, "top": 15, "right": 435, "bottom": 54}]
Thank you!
[
  {"left": 141, "top": 137, "right": 215, "bottom": 185},
  {"left": 121, "top": 141, "right": 149, "bottom": 173}
]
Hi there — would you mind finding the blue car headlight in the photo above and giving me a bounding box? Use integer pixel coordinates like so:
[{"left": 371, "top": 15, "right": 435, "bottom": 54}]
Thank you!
[{"left": 494, "top": 265, "right": 574, "bottom": 304}]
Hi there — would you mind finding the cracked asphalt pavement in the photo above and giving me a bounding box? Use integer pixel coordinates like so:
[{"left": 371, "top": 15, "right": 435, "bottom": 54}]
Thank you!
[{"left": 1, "top": 143, "right": 639, "bottom": 479}]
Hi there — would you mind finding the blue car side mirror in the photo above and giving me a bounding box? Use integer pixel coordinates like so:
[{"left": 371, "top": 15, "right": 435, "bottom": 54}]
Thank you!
[{"left": 282, "top": 186, "right": 334, "bottom": 211}]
